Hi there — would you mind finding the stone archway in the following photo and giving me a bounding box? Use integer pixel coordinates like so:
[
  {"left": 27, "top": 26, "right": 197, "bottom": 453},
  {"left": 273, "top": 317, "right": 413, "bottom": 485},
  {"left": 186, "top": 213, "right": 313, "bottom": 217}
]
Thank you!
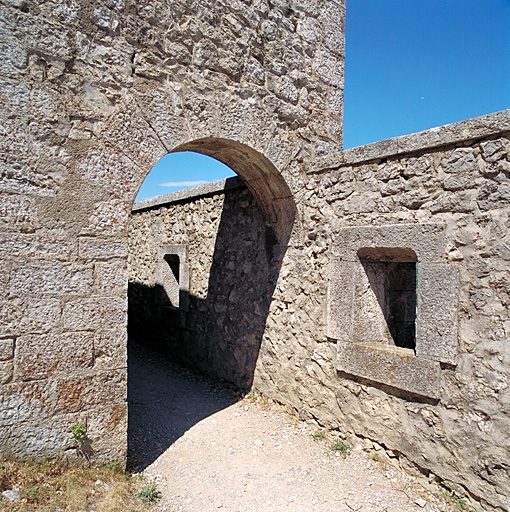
[
  {"left": 0, "top": 0, "right": 343, "bottom": 464},
  {"left": 127, "top": 138, "right": 296, "bottom": 382},
  {"left": 127, "top": 140, "right": 296, "bottom": 467},
  {"left": 170, "top": 138, "right": 297, "bottom": 247}
]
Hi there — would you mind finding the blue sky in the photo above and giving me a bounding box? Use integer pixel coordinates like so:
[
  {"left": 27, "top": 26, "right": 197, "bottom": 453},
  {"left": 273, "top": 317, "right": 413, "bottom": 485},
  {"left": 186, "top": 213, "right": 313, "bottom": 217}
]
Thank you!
[
  {"left": 344, "top": 0, "right": 510, "bottom": 148},
  {"left": 135, "top": 0, "right": 510, "bottom": 201},
  {"left": 134, "top": 152, "right": 235, "bottom": 202}
]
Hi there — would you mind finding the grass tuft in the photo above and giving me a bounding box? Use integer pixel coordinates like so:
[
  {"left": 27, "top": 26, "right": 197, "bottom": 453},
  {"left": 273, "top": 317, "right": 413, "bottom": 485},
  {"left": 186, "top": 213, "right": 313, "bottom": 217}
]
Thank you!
[
  {"left": 331, "top": 439, "right": 352, "bottom": 458},
  {"left": 137, "top": 482, "right": 161, "bottom": 505},
  {"left": 441, "top": 488, "right": 475, "bottom": 511},
  {"left": 313, "top": 430, "right": 326, "bottom": 441},
  {"left": 0, "top": 456, "right": 155, "bottom": 511}
]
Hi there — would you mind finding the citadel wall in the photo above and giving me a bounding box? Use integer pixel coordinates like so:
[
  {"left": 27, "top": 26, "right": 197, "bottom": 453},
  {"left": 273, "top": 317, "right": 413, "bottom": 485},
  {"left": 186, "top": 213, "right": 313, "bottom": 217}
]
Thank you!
[
  {"left": 0, "top": 0, "right": 344, "bottom": 462},
  {"left": 129, "top": 112, "right": 510, "bottom": 512},
  {"left": 1, "top": 0, "right": 509, "bottom": 510}
]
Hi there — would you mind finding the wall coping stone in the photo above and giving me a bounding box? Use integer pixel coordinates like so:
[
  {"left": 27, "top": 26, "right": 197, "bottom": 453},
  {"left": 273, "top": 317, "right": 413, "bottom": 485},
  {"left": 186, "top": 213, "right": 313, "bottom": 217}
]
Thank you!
[
  {"left": 132, "top": 176, "right": 244, "bottom": 213},
  {"left": 308, "top": 108, "right": 510, "bottom": 172}
]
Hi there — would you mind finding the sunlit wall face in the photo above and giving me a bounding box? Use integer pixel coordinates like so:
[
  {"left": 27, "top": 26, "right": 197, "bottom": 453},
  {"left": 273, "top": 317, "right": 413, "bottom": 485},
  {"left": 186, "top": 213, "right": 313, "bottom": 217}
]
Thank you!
[{"left": 135, "top": 152, "right": 236, "bottom": 203}]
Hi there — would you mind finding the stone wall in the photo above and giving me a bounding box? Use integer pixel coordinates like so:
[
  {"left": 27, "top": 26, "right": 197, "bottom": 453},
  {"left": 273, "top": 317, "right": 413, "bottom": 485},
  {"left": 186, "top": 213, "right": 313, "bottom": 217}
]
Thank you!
[
  {"left": 305, "top": 116, "right": 510, "bottom": 512},
  {"left": 128, "top": 112, "right": 510, "bottom": 512},
  {"left": 0, "top": 0, "right": 344, "bottom": 462},
  {"left": 1, "top": 0, "right": 509, "bottom": 510},
  {"left": 129, "top": 177, "right": 278, "bottom": 389}
]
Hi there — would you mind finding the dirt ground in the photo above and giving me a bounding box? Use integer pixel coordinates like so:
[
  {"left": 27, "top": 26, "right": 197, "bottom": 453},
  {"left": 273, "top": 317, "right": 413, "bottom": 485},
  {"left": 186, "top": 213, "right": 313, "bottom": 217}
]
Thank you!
[{"left": 127, "top": 342, "right": 460, "bottom": 512}]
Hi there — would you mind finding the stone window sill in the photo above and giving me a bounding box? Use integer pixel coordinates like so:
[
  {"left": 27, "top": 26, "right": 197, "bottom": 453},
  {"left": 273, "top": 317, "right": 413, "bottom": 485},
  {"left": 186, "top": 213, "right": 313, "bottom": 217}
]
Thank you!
[{"left": 336, "top": 342, "right": 440, "bottom": 400}]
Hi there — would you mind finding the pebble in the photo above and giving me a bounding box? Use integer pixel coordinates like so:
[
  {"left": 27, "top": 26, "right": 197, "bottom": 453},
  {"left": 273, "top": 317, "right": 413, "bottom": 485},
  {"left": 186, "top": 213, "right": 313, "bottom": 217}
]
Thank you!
[
  {"left": 2, "top": 489, "right": 20, "bottom": 502},
  {"left": 415, "top": 498, "right": 427, "bottom": 507}
]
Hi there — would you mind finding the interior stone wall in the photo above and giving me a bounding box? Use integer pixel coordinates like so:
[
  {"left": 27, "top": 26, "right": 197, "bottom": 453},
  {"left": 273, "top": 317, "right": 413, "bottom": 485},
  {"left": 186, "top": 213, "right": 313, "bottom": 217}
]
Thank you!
[
  {"left": 128, "top": 177, "right": 276, "bottom": 390},
  {"left": 0, "top": 0, "right": 344, "bottom": 462},
  {"left": 128, "top": 112, "right": 510, "bottom": 512}
]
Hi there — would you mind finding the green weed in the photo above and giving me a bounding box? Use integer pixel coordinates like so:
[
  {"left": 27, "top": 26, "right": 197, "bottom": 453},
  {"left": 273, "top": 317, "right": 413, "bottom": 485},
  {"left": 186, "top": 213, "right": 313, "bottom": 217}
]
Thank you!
[
  {"left": 313, "top": 430, "right": 326, "bottom": 441},
  {"left": 71, "top": 422, "right": 86, "bottom": 447},
  {"left": 441, "top": 489, "right": 474, "bottom": 511},
  {"left": 137, "top": 482, "right": 161, "bottom": 505},
  {"left": 331, "top": 439, "right": 352, "bottom": 458}
]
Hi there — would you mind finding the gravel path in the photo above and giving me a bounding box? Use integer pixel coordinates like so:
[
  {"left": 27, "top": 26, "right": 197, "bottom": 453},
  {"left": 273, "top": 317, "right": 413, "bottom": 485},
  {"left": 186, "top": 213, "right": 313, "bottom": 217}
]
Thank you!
[{"left": 127, "top": 342, "right": 456, "bottom": 512}]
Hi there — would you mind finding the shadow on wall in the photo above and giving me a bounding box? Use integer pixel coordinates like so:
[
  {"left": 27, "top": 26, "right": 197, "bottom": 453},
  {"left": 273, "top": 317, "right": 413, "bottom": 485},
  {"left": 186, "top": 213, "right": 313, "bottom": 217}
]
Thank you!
[{"left": 127, "top": 182, "right": 294, "bottom": 469}]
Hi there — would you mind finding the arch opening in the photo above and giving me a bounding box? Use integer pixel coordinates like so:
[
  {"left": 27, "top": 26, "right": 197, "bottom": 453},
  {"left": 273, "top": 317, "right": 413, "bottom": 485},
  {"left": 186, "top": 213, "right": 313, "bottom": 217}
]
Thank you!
[
  {"left": 170, "top": 138, "right": 297, "bottom": 247},
  {"left": 127, "top": 139, "right": 296, "bottom": 470}
]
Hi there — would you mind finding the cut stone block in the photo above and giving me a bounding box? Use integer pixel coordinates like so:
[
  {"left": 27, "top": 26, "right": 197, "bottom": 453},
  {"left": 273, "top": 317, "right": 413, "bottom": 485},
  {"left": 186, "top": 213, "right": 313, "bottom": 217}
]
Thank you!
[
  {"left": 15, "top": 332, "right": 94, "bottom": 381},
  {"left": 336, "top": 343, "right": 441, "bottom": 399},
  {"left": 9, "top": 262, "right": 93, "bottom": 298},
  {"left": 416, "top": 264, "right": 459, "bottom": 365},
  {"left": 352, "top": 261, "right": 390, "bottom": 344},
  {"left": 331, "top": 224, "right": 445, "bottom": 263},
  {"left": 78, "top": 237, "right": 127, "bottom": 259},
  {"left": 0, "top": 360, "right": 13, "bottom": 384},
  {"left": 326, "top": 261, "right": 353, "bottom": 340},
  {"left": 0, "top": 339, "right": 14, "bottom": 361}
]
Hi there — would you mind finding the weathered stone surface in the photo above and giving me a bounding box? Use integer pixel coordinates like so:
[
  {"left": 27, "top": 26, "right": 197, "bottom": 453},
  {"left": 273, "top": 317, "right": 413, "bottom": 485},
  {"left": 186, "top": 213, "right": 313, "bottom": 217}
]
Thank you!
[
  {"left": 0, "top": 339, "right": 14, "bottom": 361},
  {"left": 63, "top": 297, "right": 127, "bottom": 331},
  {"left": 331, "top": 224, "right": 445, "bottom": 262},
  {"left": 15, "top": 332, "right": 94, "bottom": 381},
  {"left": 93, "top": 328, "right": 127, "bottom": 370},
  {"left": 351, "top": 261, "right": 393, "bottom": 345},
  {"left": 0, "top": 234, "right": 74, "bottom": 260},
  {"left": 78, "top": 237, "right": 128, "bottom": 260},
  {"left": 0, "top": 300, "right": 61, "bottom": 337},
  {"left": 0, "top": 194, "right": 38, "bottom": 232},
  {"left": 94, "top": 261, "right": 128, "bottom": 293},
  {"left": 417, "top": 264, "right": 459, "bottom": 365},
  {"left": 326, "top": 261, "right": 353, "bottom": 341},
  {"left": 336, "top": 343, "right": 441, "bottom": 399},
  {"left": 9, "top": 262, "right": 94, "bottom": 298},
  {"left": 129, "top": 183, "right": 277, "bottom": 390},
  {"left": 54, "top": 370, "right": 126, "bottom": 415},
  {"left": 0, "top": 360, "right": 13, "bottom": 384},
  {"left": 128, "top": 121, "right": 510, "bottom": 512}
]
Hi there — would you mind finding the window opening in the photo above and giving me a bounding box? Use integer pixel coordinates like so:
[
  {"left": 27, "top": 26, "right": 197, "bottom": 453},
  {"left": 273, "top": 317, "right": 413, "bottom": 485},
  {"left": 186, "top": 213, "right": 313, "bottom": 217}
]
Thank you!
[
  {"left": 155, "top": 245, "right": 189, "bottom": 311},
  {"left": 164, "top": 254, "right": 180, "bottom": 284},
  {"left": 357, "top": 248, "right": 417, "bottom": 350}
]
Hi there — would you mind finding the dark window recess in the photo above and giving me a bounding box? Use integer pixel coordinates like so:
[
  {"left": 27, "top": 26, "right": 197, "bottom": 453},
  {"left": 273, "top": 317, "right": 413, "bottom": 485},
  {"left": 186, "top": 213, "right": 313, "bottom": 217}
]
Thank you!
[
  {"left": 358, "top": 248, "right": 417, "bottom": 350},
  {"left": 164, "top": 254, "right": 180, "bottom": 283}
]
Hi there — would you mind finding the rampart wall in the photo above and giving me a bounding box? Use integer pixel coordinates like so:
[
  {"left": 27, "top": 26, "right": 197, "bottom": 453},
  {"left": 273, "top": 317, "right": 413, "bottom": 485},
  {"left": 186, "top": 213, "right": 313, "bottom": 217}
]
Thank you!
[
  {"left": 1, "top": 0, "right": 509, "bottom": 509},
  {"left": 129, "top": 112, "right": 510, "bottom": 512},
  {"left": 0, "top": 0, "right": 344, "bottom": 463}
]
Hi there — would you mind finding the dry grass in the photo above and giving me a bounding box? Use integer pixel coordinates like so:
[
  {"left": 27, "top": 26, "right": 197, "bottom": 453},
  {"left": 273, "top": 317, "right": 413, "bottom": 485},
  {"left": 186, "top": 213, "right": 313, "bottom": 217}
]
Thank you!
[{"left": 0, "top": 456, "right": 158, "bottom": 511}]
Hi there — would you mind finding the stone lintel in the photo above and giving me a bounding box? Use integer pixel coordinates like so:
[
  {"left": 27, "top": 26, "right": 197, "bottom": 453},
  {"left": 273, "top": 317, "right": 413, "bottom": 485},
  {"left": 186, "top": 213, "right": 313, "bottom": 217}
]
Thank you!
[
  {"left": 331, "top": 224, "right": 445, "bottom": 263},
  {"left": 336, "top": 343, "right": 441, "bottom": 399}
]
